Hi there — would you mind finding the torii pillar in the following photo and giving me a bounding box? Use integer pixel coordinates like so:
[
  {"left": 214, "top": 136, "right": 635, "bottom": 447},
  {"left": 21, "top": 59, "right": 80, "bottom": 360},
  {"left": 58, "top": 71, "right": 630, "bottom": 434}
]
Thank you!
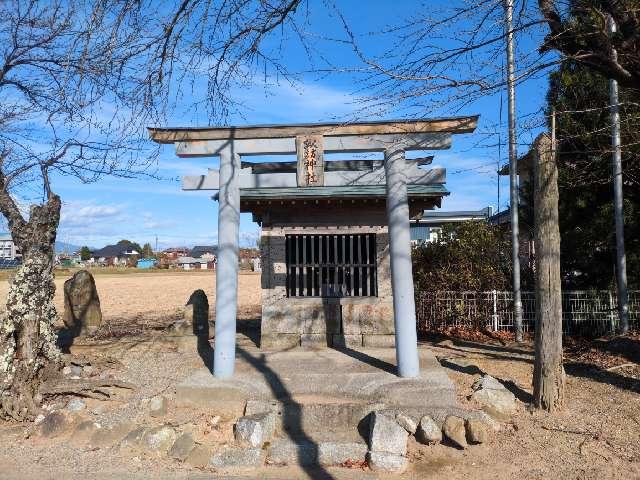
[{"left": 213, "top": 144, "right": 240, "bottom": 378}]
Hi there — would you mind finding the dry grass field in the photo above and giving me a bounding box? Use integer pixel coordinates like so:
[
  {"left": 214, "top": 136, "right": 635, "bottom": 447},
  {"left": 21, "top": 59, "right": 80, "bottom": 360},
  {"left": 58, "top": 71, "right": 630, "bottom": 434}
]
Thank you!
[{"left": 0, "top": 269, "right": 263, "bottom": 324}]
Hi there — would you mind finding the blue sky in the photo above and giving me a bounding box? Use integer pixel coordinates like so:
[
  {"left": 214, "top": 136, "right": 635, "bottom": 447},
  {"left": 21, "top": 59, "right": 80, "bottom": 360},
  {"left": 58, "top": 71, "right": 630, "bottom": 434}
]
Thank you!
[{"left": 41, "top": 1, "right": 551, "bottom": 250}]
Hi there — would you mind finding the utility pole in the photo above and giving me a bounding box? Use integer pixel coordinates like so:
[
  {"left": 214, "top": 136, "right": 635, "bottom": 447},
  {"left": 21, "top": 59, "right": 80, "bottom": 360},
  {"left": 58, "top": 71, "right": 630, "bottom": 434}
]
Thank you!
[
  {"left": 607, "top": 16, "right": 629, "bottom": 334},
  {"left": 504, "top": 0, "right": 523, "bottom": 342}
]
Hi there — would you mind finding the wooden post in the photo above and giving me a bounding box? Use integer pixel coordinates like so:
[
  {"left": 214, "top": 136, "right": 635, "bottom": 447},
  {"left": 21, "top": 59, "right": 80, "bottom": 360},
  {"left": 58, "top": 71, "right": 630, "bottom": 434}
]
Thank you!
[{"left": 532, "top": 133, "right": 565, "bottom": 411}]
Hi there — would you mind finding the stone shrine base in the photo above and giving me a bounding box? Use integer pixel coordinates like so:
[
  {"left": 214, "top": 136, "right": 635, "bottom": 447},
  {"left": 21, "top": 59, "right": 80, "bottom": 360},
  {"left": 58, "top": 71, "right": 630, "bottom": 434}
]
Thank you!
[{"left": 177, "top": 346, "right": 457, "bottom": 414}]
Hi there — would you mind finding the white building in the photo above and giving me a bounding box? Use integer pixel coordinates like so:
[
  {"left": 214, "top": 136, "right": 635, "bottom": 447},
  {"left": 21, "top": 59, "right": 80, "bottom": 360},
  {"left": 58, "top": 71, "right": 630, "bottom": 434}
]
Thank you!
[{"left": 0, "top": 236, "right": 20, "bottom": 260}]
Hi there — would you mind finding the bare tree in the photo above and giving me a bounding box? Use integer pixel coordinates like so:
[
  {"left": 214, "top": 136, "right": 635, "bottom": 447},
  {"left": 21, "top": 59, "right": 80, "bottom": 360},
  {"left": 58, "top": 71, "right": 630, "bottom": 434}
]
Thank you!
[
  {"left": 0, "top": 0, "right": 311, "bottom": 421},
  {"left": 0, "top": 0, "right": 158, "bottom": 421}
]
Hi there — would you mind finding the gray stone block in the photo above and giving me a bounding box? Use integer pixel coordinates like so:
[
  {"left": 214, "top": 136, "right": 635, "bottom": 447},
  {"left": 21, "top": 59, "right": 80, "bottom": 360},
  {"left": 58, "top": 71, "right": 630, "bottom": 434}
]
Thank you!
[
  {"left": 362, "top": 334, "right": 396, "bottom": 348},
  {"left": 395, "top": 413, "right": 418, "bottom": 434},
  {"left": 471, "top": 375, "right": 517, "bottom": 418},
  {"left": 318, "top": 442, "right": 367, "bottom": 466},
  {"left": 443, "top": 415, "right": 467, "bottom": 449},
  {"left": 210, "top": 446, "right": 264, "bottom": 470},
  {"left": 416, "top": 415, "right": 442, "bottom": 444},
  {"left": 367, "top": 451, "right": 408, "bottom": 473},
  {"left": 234, "top": 412, "right": 276, "bottom": 447},
  {"left": 149, "top": 395, "right": 167, "bottom": 417},
  {"left": 331, "top": 334, "right": 363, "bottom": 348},
  {"left": 142, "top": 425, "right": 178, "bottom": 454},
  {"left": 168, "top": 433, "right": 196, "bottom": 461},
  {"left": 342, "top": 303, "right": 395, "bottom": 335},
  {"left": 301, "top": 333, "right": 330, "bottom": 349},
  {"left": 260, "top": 333, "right": 300, "bottom": 350},
  {"left": 267, "top": 439, "right": 317, "bottom": 466},
  {"left": 465, "top": 418, "right": 490, "bottom": 444},
  {"left": 368, "top": 411, "right": 408, "bottom": 455}
]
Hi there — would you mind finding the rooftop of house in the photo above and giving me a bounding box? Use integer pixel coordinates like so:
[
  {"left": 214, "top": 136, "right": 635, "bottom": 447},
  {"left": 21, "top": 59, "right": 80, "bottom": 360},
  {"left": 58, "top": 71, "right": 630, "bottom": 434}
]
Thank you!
[
  {"left": 413, "top": 206, "right": 493, "bottom": 224},
  {"left": 92, "top": 243, "right": 140, "bottom": 258},
  {"left": 190, "top": 245, "right": 218, "bottom": 258}
]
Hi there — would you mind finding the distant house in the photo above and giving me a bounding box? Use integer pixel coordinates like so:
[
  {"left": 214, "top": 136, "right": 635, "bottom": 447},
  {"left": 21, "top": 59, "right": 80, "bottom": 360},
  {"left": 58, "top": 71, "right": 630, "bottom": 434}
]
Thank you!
[
  {"left": 0, "top": 236, "right": 21, "bottom": 261},
  {"left": 162, "top": 247, "right": 190, "bottom": 259},
  {"left": 92, "top": 242, "right": 140, "bottom": 266},
  {"left": 177, "top": 256, "right": 206, "bottom": 270},
  {"left": 410, "top": 206, "right": 494, "bottom": 244}
]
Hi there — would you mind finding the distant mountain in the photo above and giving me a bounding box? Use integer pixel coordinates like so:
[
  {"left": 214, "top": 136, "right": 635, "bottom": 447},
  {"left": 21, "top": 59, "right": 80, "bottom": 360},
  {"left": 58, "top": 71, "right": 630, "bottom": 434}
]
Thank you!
[{"left": 55, "top": 241, "right": 83, "bottom": 254}]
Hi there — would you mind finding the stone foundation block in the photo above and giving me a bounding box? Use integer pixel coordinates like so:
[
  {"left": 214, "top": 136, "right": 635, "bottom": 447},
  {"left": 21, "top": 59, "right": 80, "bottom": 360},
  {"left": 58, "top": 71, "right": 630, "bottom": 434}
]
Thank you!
[
  {"left": 331, "top": 334, "right": 363, "bottom": 348},
  {"left": 342, "top": 303, "right": 395, "bottom": 335},
  {"left": 260, "top": 333, "right": 300, "bottom": 350},
  {"left": 362, "top": 334, "right": 396, "bottom": 348},
  {"left": 300, "top": 334, "right": 330, "bottom": 349}
]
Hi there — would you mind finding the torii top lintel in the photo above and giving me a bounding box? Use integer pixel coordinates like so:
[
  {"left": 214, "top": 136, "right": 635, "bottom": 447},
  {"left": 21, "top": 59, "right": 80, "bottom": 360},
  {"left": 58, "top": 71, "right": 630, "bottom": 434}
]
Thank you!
[{"left": 148, "top": 116, "right": 479, "bottom": 144}]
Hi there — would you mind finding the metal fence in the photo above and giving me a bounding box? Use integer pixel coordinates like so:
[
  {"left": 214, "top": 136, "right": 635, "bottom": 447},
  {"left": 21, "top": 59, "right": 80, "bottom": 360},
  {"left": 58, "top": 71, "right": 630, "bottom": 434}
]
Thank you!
[{"left": 415, "top": 290, "right": 640, "bottom": 335}]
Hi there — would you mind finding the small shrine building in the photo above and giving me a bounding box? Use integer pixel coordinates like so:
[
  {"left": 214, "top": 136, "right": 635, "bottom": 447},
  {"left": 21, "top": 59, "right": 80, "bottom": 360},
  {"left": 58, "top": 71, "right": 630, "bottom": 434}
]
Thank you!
[{"left": 149, "top": 117, "right": 478, "bottom": 379}]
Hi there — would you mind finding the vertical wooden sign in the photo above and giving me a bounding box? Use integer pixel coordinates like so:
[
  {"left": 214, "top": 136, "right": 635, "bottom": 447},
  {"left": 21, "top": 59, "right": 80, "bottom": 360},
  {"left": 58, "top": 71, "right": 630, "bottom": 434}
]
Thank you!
[{"left": 296, "top": 135, "right": 324, "bottom": 187}]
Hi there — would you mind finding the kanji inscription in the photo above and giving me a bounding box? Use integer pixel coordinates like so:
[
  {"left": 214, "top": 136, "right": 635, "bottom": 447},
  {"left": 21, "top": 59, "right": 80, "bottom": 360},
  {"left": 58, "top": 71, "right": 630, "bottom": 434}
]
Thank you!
[{"left": 296, "top": 135, "right": 324, "bottom": 187}]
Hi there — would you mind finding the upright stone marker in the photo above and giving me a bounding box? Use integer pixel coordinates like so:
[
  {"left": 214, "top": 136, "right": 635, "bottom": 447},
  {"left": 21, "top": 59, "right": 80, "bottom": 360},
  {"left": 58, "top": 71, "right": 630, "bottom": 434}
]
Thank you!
[{"left": 63, "top": 269, "right": 102, "bottom": 335}]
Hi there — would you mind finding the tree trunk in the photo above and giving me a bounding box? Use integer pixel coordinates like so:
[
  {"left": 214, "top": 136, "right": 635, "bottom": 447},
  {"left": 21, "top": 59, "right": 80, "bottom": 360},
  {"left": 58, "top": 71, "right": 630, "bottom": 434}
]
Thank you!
[
  {"left": 0, "top": 195, "right": 62, "bottom": 421},
  {"left": 532, "top": 133, "right": 565, "bottom": 411}
]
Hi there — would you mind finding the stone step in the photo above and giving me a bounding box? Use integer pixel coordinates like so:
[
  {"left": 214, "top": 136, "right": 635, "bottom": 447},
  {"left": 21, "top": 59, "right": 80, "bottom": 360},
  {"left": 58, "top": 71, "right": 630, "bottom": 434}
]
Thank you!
[
  {"left": 244, "top": 397, "right": 478, "bottom": 435},
  {"left": 265, "top": 435, "right": 368, "bottom": 467}
]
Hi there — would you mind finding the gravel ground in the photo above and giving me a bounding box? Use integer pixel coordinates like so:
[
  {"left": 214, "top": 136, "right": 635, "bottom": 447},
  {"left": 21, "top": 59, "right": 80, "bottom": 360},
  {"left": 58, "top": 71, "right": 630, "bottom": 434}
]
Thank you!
[{"left": 0, "top": 272, "right": 638, "bottom": 478}]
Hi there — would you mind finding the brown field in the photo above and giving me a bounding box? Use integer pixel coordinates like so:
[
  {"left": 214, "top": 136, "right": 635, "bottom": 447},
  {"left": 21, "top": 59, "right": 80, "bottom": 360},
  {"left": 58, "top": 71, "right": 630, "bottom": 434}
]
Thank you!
[{"left": 0, "top": 269, "right": 263, "bottom": 323}]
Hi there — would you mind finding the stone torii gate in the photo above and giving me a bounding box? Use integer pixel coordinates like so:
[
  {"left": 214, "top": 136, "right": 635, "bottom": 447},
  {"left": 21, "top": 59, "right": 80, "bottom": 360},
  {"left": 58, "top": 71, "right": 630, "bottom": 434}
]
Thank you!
[{"left": 149, "top": 117, "right": 477, "bottom": 380}]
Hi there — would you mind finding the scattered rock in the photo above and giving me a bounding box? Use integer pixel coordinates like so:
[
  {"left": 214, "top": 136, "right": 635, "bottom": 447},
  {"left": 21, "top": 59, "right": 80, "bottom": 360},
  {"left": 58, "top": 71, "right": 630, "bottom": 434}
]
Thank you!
[
  {"left": 82, "top": 365, "right": 94, "bottom": 377},
  {"left": 91, "top": 404, "right": 106, "bottom": 415},
  {"left": 186, "top": 444, "right": 212, "bottom": 467},
  {"left": 442, "top": 416, "right": 467, "bottom": 449},
  {"left": 70, "top": 365, "right": 83, "bottom": 377},
  {"left": 234, "top": 412, "right": 275, "bottom": 447},
  {"left": 471, "top": 375, "right": 517, "bottom": 419},
  {"left": 465, "top": 418, "right": 490, "bottom": 444},
  {"left": 142, "top": 425, "right": 177, "bottom": 454},
  {"left": 395, "top": 413, "right": 418, "bottom": 434},
  {"left": 67, "top": 398, "right": 86, "bottom": 412},
  {"left": 367, "top": 451, "right": 408, "bottom": 473},
  {"left": 368, "top": 411, "right": 408, "bottom": 455},
  {"left": 34, "top": 414, "right": 46, "bottom": 425},
  {"left": 38, "top": 411, "right": 69, "bottom": 438},
  {"left": 90, "top": 421, "right": 134, "bottom": 448},
  {"left": 120, "top": 427, "right": 148, "bottom": 454},
  {"left": 210, "top": 446, "right": 264, "bottom": 470},
  {"left": 149, "top": 395, "right": 168, "bottom": 418},
  {"left": 168, "top": 432, "right": 196, "bottom": 461},
  {"left": 318, "top": 442, "right": 368, "bottom": 466},
  {"left": 416, "top": 415, "right": 442, "bottom": 444},
  {"left": 70, "top": 421, "right": 101, "bottom": 446},
  {"left": 62, "top": 366, "right": 72, "bottom": 376},
  {"left": 63, "top": 269, "right": 102, "bottom": 335}
]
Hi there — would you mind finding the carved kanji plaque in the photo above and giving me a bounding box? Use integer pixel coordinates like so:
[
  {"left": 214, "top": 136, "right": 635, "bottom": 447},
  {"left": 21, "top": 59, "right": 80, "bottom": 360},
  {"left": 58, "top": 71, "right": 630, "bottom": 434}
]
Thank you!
[{"left": 296, "top": 135, "right": 324, "bottom": 187}]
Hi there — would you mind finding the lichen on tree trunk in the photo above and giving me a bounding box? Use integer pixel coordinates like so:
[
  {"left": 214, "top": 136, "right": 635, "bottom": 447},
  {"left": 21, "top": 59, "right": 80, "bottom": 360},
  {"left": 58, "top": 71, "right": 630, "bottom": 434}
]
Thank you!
[
  {"left": 0, "top": 195, "right": 62, "bottom": 421},
  {"left": 532, "top": 133, "right": 565, "bottom": 412}
]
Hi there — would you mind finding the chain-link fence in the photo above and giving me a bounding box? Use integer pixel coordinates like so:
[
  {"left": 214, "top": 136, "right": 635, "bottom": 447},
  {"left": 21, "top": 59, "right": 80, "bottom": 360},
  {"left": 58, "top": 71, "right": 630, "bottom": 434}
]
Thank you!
[{"left": 415, "top": 290, "right": 639, "bottom": 335}]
